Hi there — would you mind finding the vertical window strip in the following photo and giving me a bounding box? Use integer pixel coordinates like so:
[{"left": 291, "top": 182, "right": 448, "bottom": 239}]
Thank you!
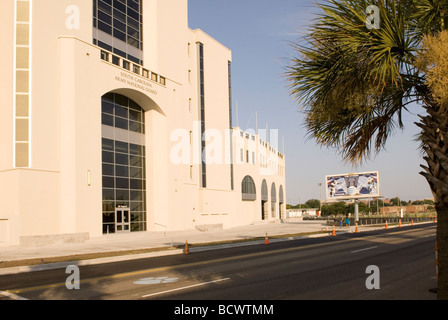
[
  {"left": 14, "top": 0, "right": 31, "bottom": 168},
  {"left": 198, "top": 42, "right": 206, "bottom": 188},
  {"left": 93, "top": 0, "right": 143, "bottom": 65},
  {"left": 228, "top": 61, "right": 234, "bottom": 190}
]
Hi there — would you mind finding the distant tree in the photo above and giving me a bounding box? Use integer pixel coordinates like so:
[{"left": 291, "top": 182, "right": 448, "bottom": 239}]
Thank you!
[
  {"left": 290, "top": 203, "right": 309, "bottom": 209},
  {"left": 305, "top": 199, "right": 321, "bottom": 208},
  {"left": 390, "top": 197, "right": 401, "bottom": 206},
  {"left": 322, "top": 202, "right": 348, "bottom": 216}
]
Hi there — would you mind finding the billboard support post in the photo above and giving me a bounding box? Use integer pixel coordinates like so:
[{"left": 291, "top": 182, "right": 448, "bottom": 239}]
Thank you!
[{"left": 355, "top": 199, "right": 359, "bottom": 224}]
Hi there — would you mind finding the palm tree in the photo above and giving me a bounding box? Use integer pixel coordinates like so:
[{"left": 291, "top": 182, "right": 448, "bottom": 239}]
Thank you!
[{"left": 286, "top": 0, "right": 448, "bottom": 299}]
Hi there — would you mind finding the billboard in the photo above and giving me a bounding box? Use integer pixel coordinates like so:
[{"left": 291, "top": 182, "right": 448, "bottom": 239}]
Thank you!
[{"left": 325, "top": 171, "right": 380, "bottom": 200}]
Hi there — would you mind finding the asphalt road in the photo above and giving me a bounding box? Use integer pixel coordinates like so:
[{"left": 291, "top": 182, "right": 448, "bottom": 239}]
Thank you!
[{"left": 0, "top": 223, "right": 437, "bottom": 302}]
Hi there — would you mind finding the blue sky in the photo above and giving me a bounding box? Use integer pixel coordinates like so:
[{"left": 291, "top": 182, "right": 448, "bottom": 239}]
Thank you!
[{"left": 188, "top": 0, "right": 433, "bottom": 204}]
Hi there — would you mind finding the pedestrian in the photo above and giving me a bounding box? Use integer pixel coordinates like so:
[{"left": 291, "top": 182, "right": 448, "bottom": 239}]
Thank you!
[{"left": 345, "top": 216, "right": 350, "bottom": 227}]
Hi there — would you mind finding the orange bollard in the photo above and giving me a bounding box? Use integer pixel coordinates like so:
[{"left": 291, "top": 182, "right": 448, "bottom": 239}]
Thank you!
[
  {"left": 411, "top": 219, "right": 414, "bottom": 226},
  {"left": 385, "top": 221, "right": 388, "bottom": 230},
  {"left": 264, "top": 233, "right": 269, "bottom": 245},
  {"left": 355, "top": 224, "right": 359, "bottom": 233},
  {"left": 184, "top": 240, "right": 190, "bottom": 255},
  {"left": 332, "top": 226, "right": 336, "bottom": 236},
  {"left": 399, "top": 220, "right": 402, "bottom": 228}
]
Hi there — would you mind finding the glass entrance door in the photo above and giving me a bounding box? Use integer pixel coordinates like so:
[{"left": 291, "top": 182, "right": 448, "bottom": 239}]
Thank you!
[{"left": 115, "top": 208, "right": 130, "bottom": 233}]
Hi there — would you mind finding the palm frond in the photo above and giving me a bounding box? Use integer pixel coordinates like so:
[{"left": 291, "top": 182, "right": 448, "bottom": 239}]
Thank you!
[
  {"left": 412, "top": 0, "right": 448, "bottom": 35},
  {"left": 286, "top": 0, "right": 427, "bottom": 164}
]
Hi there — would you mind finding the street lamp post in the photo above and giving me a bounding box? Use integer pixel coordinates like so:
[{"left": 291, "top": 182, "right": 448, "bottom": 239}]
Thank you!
[{"left": 318, "top": 183, "right": 322, "bottom": 215}]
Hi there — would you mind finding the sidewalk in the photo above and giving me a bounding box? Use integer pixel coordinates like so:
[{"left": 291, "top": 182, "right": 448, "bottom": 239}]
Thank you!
[{"left": 0, "top": 220, "right": 397, "bottom": 275}]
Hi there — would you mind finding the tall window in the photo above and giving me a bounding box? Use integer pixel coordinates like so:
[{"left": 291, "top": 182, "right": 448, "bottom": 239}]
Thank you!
[
  {"left": 228, "top": 61, "right": 234, "bottom": 190},
  {"left": 14, "top": 0, "right": 32, "bottom": 168},
  {"left": 101, "top": 93, "right": 146, "bottom": 234},
  {"left": 271, "top": 182, "right": 277, "bottom": 218},
  {"left": 101, "top": 92, "right": 145, "bottom": 134},
  {"left": 198, "top": 42, "right": 206, "bottom": 188},
  {"left": 93, "top": 0, "right": 143, "bottom": 65}
]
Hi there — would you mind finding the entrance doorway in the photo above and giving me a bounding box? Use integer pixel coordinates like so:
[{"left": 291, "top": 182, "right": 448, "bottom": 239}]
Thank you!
[
  {"left": 261, "top": 200, "right": 268, "bottom": 220},
  {"left": 261, "top": 179, "right": 268, "bottom": 220},
  {"left": 115, "top": 208, "right": 131, "bottom": 233},
  {"left": 279, "top": 203, "right": 283, "bottom": 219}
]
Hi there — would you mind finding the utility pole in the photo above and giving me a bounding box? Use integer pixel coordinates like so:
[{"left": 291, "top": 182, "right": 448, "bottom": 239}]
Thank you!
[{"left": 318, "top": 183, "right": 323, "bottom": 215}]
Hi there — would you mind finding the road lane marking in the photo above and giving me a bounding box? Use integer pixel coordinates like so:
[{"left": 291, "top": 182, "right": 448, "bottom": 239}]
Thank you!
[
  {"left": 351, "top": 246, "right": 378, "bottom": 254},
  {"left": 134, "top": 277, "right": 179, "bottom": 285},
  {"left": 0, "top": 291, "right": 28, "bottom": 300},
  {"left": 141, "top": 278, "right": 230, "bottom": 298}
]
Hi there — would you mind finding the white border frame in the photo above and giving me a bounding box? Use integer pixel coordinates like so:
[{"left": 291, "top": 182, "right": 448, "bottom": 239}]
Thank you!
[{"left": 325, "top": 171, "right": 381, "bottom": 200}]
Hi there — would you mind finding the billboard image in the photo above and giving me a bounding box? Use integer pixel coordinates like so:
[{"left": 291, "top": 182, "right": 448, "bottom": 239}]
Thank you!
[{"left": 325, "top": 171, "right": 380, "bottom": 200}]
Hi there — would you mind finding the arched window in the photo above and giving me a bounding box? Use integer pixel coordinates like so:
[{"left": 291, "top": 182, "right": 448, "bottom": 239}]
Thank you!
[
  {"left": 279, "top": 185, "right": 285, "bottom": 219},
  {"left": 271, "top": 182, "right": 277, "bottom": 203},
  {"left": 242, "top": 176, "right": 256, "bottom": 201},
  {"left": 279, "top": 185, "right": 284, "bottom": 204},
  {"left": 261, "top": 179, "right": 268, "bottom": 220},
  {"left": 261, "top": 179, "right": 268, "bottom": 202},
  {"left": 271, "top": 182, "right": 277, "bottom": 218}
]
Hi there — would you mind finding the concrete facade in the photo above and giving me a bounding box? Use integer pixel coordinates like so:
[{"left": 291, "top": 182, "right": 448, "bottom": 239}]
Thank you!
[{"left": 0, "top": 0, "right": 286, "bottom": 245}]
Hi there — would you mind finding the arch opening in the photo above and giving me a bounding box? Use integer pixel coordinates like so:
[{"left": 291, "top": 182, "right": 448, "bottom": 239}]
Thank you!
[
  {"left": 279, "top": 185, "right": 284, "bottom": 219},
  {"left": 271, "top": 182, "right": 277, "bottom": 218},
  {"left": 242, "top": 176, "right": 256, "bottom": 201},
  {"left": 101, "top": 92, "right": 147, "bottom": 234},
  {"left": 261, "top": 179, "right": 268, "bottom": 220}
]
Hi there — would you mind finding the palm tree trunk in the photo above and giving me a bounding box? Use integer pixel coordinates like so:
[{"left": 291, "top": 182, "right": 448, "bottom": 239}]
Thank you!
[
  {"left": 417, "top": 106, "right": 448, "bottom": 300},
  {"left": 437, "top": 209, "right": 448, "bottom": 299}
]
